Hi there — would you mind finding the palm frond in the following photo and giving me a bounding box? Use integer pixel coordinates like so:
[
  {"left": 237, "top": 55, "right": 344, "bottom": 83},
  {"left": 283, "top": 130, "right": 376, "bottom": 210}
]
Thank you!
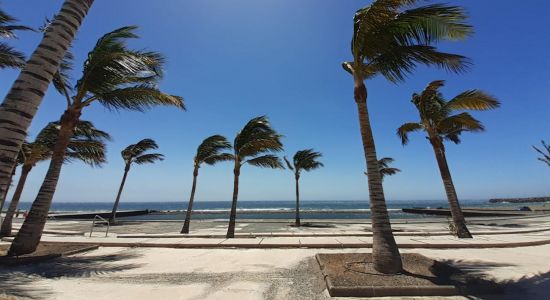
[
  {"left": 203, "top": 153, "right": 234, "bottom": 165},
  {"left": 52, "top": 50, "right": 75, "bottom": 103},
  {"left": 293, "top": 149, "right": 324, "bottom": 172},
  {"left": 94, "top": 84, "right": 184, "bottom": 111},
  {"left": 195, "top": 135, "right": 232, "bottom": 164},
  {"left": 65, "top": 140, "right": 107, "bottom": 167},
  {"left": 0, "top": 8, "right": 33, "bottom": 38},
  {"left": 350, "top": 0, "right": 471, "bottom": 81},
  {"left": 0, "top": 42, "right": 25, "bottom": 69},
  {"left": 397, "top": 122, "right": 423, "bottom": 145},
  {"left": 283, "top": 156, "right": 294, "bottom": 171},
  {"left": 533, "top": 140, "right": 550, "bottom": 167},
  {"left": 134, "top": 153, "right": 164, "bottom": 165},
  {"left": 446, "top": 90, "right": 500, "bottom": 111},
  {"left": 245, "top": 155, "right": 284, "bottom": 169},
  {"left": 234, "top": 116, "right": 284, "bottom": 160},
  {"left": 122, "top": 138, "right": 159, "bottom": 161}
]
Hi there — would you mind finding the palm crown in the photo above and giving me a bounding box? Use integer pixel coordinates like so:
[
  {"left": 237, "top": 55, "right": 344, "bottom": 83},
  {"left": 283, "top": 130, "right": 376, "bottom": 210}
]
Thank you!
[
  {"left": 194, "top": 135, "right": 233, "bottom": 167},
  {"left": 121, "top": 138, "right": 164, "bottom": 167},
  {"left": 378, "top": 157, "right": 401, "bottom": 179},
  {"left": 1, "top": 7, "right": 33, "bottom": 69},
  {"left": 398, "top": 80, "right": 500, "bottom": 145},
  {"left": 533, "top": 141, "right": 550, "bottom": 167},
  {"left": 22, "top": 121, "right": 110, "bottom": 168},
  {"left": 343, "top": 0, "right": 472, "bottom": 81},
  {"left": 233, "top": 116, "right": 284, "bottom": 169},
  {"left": 284, "top": 149, "right": 323, "bottom": 177},
  {"left": 54, "top": 26, "right": 184, "bottom": 111}
]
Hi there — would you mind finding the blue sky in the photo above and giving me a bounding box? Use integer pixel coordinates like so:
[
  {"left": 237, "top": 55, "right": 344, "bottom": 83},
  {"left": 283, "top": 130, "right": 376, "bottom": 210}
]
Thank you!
[{"left": 1, "top": 0, "right": 549, "bottom": 203}]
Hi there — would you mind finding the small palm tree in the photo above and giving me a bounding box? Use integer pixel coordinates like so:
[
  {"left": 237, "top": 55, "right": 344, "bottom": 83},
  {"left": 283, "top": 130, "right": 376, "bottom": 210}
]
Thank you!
[
  {"left": 0, "top": 121, "right": 109, "bottom": 236},
  {"left": 9, "top": 26, "right": 184, "bottom": 256},
  {"left": 397, "top": 80, "right": 499, "bottom": 238},
  {"left": 0, "top": 7, "right": 32, "bottom": 69},
  {"left": 284, "top": 149, "right": 323, "bottom": 226},
  {"left": 342, "top": 0, "right": 472, "bottom": 274},
  {"left": 110, "top": 139, "right": 164, "bottom": 224},
  {"left": 0, "top": 1, "right": 94, "bottom": 200},
  {"left": 181, "top": 135, "right": 232, "bottom": 234},
  {"left": 533, "top": 141, "right": 550, "bottom": 167},
  {"left": 226, "top": 116, "right": 284, "bottom": 238}
]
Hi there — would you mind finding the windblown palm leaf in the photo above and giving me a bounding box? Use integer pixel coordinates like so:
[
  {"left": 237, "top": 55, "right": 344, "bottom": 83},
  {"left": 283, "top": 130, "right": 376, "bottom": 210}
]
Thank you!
[
  {"left": 195, "top": 135, "right": 233, "bottom": 166},
  {"left": 0, "top": 7, "right": 33, "bottom": 69},
  {"left": 378, "top": 157, "right": 401, "bottom": 179},
  {"left": 397, "top": 80, "right": 499, "bottom": 145},
  {"left": 347, "top": 0, "right": 472, "bottom": 82},
  {"left": 533, "top": 141, "right": 550, "bottom": 167},
  {"left": 121, "top": 138, "right": 163, "bottom": 165},
  {"left": 285, "top": 149, "right": 324, "bottom": 175}
]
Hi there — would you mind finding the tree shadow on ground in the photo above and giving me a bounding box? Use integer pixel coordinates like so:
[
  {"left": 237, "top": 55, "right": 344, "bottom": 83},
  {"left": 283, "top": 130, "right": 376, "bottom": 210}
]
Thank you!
[
  {"left": 0, "top": 249, "right": 143, "bottom": 299},
  {"left": 436, "top": 259, "right": 550, "bottom": 299}
]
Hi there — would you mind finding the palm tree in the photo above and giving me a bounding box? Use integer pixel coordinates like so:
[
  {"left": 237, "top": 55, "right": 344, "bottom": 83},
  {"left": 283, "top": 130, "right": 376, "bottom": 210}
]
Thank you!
[
  {"left": 0, "top": 1, "right": 94, "bottom": 200},
  {"left": 0, "top": 6, "right": 32, "bottom": 69},
  {"left": 0, "top": 121, "right": 109, "bottom": 237},
  {"left": 110, "top": 139, "right": 164, "bottom": 224},
  {"left": 226, "top": 116, "right": 284, "bottom": 238},
  {"left": 284, "top": 149, "right": 323, "bottom": 226},
  {"left": 8, "top": 26, "right": 184, "bottom": 256},
  {"left": 533, "top": 141, "right": 550, "bottom": 167},
  {"left": 342, "top": 0, "right": 472, "bottom": 273},
  {"left": 181, "top": 135, "right": 232, "bottom": 234},
  {"left": 397, "top": 80, "right": 499, "bottom": 238}
]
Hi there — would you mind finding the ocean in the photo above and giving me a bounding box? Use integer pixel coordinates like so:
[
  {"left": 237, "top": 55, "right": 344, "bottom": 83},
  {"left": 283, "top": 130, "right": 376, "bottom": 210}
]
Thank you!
[{"left": 11, "top": 199, "right": 531, "bottom": 220}]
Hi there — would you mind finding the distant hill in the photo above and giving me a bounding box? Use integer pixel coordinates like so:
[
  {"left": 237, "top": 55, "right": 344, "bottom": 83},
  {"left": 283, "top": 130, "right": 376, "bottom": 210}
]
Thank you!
[{"left": 489, "top": 197, "right": 550, "bottom": 204}]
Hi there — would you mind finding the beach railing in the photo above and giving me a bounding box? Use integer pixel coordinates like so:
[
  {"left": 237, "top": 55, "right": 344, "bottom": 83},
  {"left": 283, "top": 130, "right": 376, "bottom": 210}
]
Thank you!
[{"left": 89, "top": 215, "right": 110, "bottom": 237}]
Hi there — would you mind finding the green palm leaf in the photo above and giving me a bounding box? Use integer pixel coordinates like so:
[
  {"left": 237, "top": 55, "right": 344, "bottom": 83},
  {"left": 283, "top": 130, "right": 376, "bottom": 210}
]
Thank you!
[
  {"left": 533, "top": 141, "right": 550, "bottom": 167},
  {"left": 245, "top": 155, "right": 283, "bottom": 169},
  {"left": 134, "top": 153, "right": 164, "bottom": 165},
  {"left": 446, "top": 90, "right": 500, "bottom": 111},
  {"left": 397, "top": 122, "right": 423, "bottom": 145}
]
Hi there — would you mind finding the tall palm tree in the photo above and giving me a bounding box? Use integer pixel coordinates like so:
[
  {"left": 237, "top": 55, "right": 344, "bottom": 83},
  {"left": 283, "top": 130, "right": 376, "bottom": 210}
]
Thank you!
[
  {"left": 8, "top": 26, "right": 184, "bottom": 256},
  {"left": 397, "top": 80, "right": 499, "bottom": 238},
  {"left": 0, "top": 121, "right": 109, "bottom": 237},
  {"left": 181, "top": 135, "right": 232, "bottom": 234},
  {"left": 110, "top": 139, "right": 164, "bottom": 224},
  {"left": 342, "top": 0, "right": 472, "bottom": 273},
  {"left": 0, "top": 6, "right": 32, "bottom": 69},
  {"left": 533, "top": 141, "right": 550, "bottom": 167},
  {"left": 284, "top": 149, "right": 323, "bottom": 226},
  {"left": 0, "top": 1, "right": 94, "bottom": 199},
  {"left": 226, "top": 116, "right": 284, "bottom": 238}
]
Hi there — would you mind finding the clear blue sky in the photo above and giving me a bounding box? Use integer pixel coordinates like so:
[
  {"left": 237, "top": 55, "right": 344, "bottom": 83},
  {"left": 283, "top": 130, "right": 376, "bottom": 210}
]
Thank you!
[{"left": 1, "top": 1, "right": 549, "bottom": 203}]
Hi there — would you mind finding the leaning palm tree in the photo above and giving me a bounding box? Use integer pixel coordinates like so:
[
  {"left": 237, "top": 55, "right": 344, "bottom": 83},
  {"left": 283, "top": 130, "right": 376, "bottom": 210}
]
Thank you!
[
  {"left": 341, "top": 0, "right": 472, "bottom": 273},
  {"left": 397, "top": 80, "right": 499, "bottom": 238},
  {"left": 0, "top": 121, "right": 109, "bottom": 237},
  {"left": 226, "top": 116, "right": 284, "bottom": 238},
  {"left": 284, "top": 149, "right": 323, "bottom": 226},
  {"left": 8, "top": 26, "right": 184, "bottom": 256},
  {"left": 181, "top": 135, "right": 232, "bottom": 234},
  {"left": 533, "top": 141, "right": 550, "bottom": 167},
  {"left": 110, "top": 139, "right": 164, "bottom": 224},
  {"left": 0, "top": 6, "right": 32, "bottom": 69},
  {"left": 0, "top": 1, "right": 94, "bottom": 199}
]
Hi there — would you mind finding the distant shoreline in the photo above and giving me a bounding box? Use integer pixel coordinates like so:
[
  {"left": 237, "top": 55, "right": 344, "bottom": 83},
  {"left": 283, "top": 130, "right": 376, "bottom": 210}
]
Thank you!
[{"left": 489, "top": 197, "right": 550, "bottom": 204}]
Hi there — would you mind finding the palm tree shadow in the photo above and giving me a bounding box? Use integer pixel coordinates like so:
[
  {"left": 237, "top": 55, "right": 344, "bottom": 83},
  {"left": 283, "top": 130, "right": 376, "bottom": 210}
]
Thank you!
[
  {"left": 0, "top": 249, "right": 143, "bottom": 299},
  {"left": 420, "top": 259, "right": 550, "bottom": 299}
]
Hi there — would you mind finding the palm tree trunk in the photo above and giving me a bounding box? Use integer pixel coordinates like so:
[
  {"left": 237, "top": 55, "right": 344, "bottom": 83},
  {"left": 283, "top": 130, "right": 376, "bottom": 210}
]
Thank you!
[
  {"left": 110, "top": 164, "right": 130, "bottom": 224},
  {"left": 295, "top": 174, "right": 301, "bottom": 226},
  {"left": 8, "top": 108, "right": 80, "bottom": 256},
  {"left": 0, "top": 167, "right": 15, "bottom": 221},
  {"left": 0, "top": 0, "right": 93, "bottom": 200},
  {"left": 354, "top": 74, "right": 402, "bottom": 274},
  {"left": 430, "top": 137, "right": 472, "bottom": 238},
  {"left": 0, "top": 164, "right": 32, "bottom": 237},
  {"left": 226, "top": 164, "right": 240, "bottom": 238},
  {"left": 181, "top": 166, "right": 199, "bottom": 234}
]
